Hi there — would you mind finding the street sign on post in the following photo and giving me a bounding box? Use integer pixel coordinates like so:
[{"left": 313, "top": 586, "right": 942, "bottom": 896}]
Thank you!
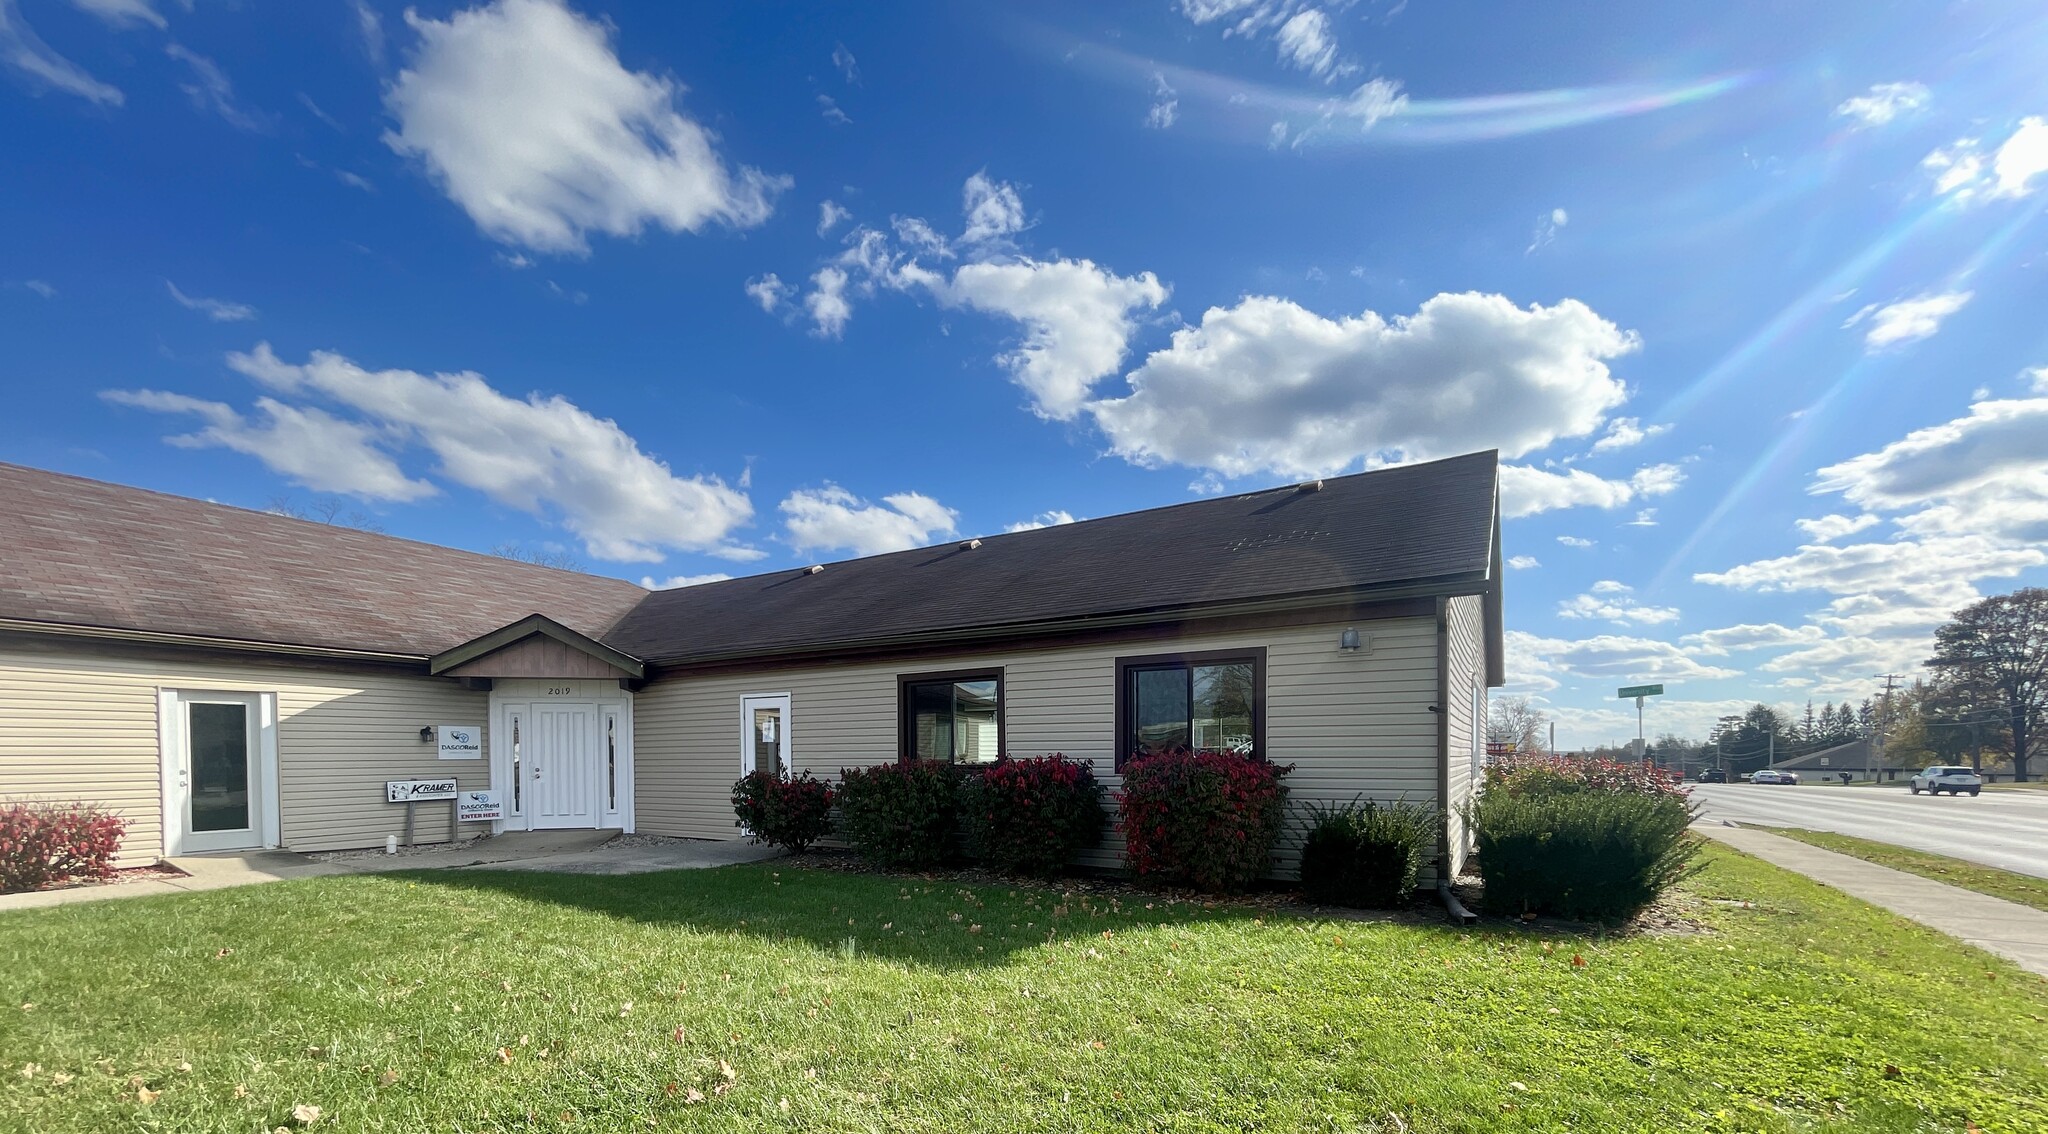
[{"left": 1617, "top": 685, "right": 1665, "bottom": 765}]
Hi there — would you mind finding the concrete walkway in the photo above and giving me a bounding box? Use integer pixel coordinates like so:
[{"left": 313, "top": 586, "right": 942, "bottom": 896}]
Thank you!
[
  {"left": 0, "top": 832, "right": 784, "bottom": 913},
  {"left": 1698, "top": 823, "right": 2048, "bottom": 977}
]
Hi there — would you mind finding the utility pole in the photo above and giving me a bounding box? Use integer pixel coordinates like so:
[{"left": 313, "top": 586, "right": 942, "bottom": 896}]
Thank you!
[
  {"left": 1548, "top": 720, "right": 1555, "bottom": 755},
  {"left": 1877, "top": 673, "right": 1906, "bottom": 778}
]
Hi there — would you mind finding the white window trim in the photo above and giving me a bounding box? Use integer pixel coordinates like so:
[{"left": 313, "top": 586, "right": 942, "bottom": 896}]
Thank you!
[
  {"left": 156, "top": 688, "right": 280, "bottom": 857},
  {"left": 740, "top": 692, "right": 793, "bottom": 778}
]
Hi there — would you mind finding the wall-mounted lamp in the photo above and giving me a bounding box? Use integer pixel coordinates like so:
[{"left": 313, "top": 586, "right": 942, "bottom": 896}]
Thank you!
[
  {"left": 1339, "top": 628, "right": 1364, "bottom": 653},
  {"left": 419, "top": 726, "right": 435, "bottom": 744}
]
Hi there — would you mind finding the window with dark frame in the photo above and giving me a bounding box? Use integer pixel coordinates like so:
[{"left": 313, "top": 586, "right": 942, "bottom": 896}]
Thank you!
[
  {"left": 1115, "top": 648, "right": 1266, "bottom": 770},
  {"left": 898, "top": 669, "right": 1004, "bottom": 764}
]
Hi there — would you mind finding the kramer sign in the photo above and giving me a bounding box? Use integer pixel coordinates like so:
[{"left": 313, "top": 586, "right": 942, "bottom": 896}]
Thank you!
[
  {"left": 387, "top": 779, "right": 459, "bottom": 803},
  {"left": 1617, "top": 684, "right": 1665, "bottom": 699}
]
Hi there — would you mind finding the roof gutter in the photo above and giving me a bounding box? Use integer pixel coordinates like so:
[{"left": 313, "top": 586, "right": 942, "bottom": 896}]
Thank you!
[
  {"left": 0, "top": 617, "right": 427, "bottom": 666},
  {"left": 642, "top": 572, "right": 1491, "bottom": 671}
]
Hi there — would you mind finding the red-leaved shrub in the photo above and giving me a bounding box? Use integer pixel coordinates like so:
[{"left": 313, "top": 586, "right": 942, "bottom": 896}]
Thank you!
[
  {"left": 1117, "top": 750, "right": 1290, "bottom": 892},
  {"left": 960, "top": 754, "right": 1105, "bottom": 877},
  {"left": 0, "top": 802, "right": 127, "bottom": 893},
  {"left": 1483, "top": 752, "right": 1686, "bottom": 798},
  {"left": 731, "top": 771, "right": 836, "bottom": 852}
]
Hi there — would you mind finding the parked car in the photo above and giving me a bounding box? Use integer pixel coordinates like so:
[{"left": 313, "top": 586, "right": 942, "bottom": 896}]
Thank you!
[
  {"left": 1697, "top": 768, "right": 1728, "bottom": 783},
  {"left": 1750, "top": 769, "right": 1799, "bottom": 785},
  {"left": 1910, "top": 766, "right": 1983, "bottom": 796}
]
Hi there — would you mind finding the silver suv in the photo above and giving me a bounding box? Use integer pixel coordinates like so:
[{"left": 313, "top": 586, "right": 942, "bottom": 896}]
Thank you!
[{"left": 1910, "top": 766, "right": 1983, "bottom": 797}]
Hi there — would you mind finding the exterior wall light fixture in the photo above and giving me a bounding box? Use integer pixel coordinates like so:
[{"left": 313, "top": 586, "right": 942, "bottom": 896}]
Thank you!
[
  {"left": 419, "top": 726, "right": 435, "bottom": 743},
  {"left": 1339, "top": 628, "right": 1364, "bottom": 653}
]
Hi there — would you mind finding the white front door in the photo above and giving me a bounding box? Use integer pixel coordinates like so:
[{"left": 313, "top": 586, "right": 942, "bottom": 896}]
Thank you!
[
  {"left": 528, "top": 701, "right": 601, "bottom": 829},
  {"left": 163, "top": 691, "right": 277, "bottom": 855},
  {"left": 741, "top": 693, "right": 791, "bottom": 777}
]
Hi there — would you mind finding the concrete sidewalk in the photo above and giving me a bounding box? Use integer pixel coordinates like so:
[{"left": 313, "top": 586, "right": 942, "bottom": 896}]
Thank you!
[
  {"left": 0, "top": 832, "right": 783, "bottom": 913},
  {"left": 1698, "top": 823, "right": 2048, "bottom": 977}
]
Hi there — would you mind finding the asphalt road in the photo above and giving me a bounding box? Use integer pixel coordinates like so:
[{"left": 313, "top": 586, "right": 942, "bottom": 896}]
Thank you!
[{"left": 1690, "top": 783, "right": 2048, "bottom": 879}]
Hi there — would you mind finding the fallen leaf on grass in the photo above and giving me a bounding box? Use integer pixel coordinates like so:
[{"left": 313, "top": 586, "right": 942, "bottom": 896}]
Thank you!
[
  {"left": 17, "top": 1063, "right": 39, "bottom": 1080},
  {"left": 376, "top": 1070, "right": 400, "bottom": 1087},
  {"left": 718, "top": 1060, "right": 738, "bottom": 1082},
  {"left": 50, "top": 1071, "right": 73, "bottom": 1086},
  {"left": 291, "top": 1102, "right": 322, "bottom": 1125},
  {"left": 1883, "top": 1064, "right": 1902, "bottom": 1079},
  {"left": 176, "top": 1061, "right": 192, "bottom": 1073},
  {"left": 234, "top": 1083, "right": 250, "bottom": 1099},
  {"left": 1571, "top": 955, "right": 1586, "bottom": 969},
  {"left": 137, "top": 1085, "right": 161, "bottom": 1104},
  {"left": 686, "top": 1087, "right": 706, "bottom": 1104},
  {"left": 672, "top": 1026, "right": 686, "bottom": 1044},
  {"left": 496, "top": 1048, "right": 513, "bottom": 1065},
  {"left": 215, "top": 948, "right": 233, "bottom": 958}
]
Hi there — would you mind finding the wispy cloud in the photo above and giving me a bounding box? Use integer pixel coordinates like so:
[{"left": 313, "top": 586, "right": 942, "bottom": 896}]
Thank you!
[{"left": 165, "top": 280, "right": 258, "bottom": 322}]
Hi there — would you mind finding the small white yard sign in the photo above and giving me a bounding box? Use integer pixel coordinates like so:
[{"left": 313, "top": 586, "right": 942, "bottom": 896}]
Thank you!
[{"left": 456, "top": 790, "right": 504, "bottom": 822}]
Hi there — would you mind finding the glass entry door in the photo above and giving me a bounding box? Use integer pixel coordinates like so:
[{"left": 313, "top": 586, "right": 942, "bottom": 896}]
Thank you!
[
  {"left": 740, "top": 694, "right": 791, "bottom": 778},
  {"left": 174, "top": 693, "right": 266, "bottom": 854}
]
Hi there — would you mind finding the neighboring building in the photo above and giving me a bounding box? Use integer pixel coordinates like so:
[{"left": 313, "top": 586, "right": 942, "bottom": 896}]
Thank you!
[
  {"left": 0, "top": 452, "right": 1505, "bottom": 878},
  {"left": 1772, "top": 738, "right": 1900, "bottom": 781}
]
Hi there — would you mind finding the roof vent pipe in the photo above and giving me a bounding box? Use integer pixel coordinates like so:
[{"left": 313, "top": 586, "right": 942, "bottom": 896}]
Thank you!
[
  {"left": 960, "top": 538, "right": 982, "bottom": 550},
  {"left": 1296, "top": 479, "right": 1324, "bottom": 493},
  {"left": 803, "top": 564, "right": 824, "bottom": 575}
]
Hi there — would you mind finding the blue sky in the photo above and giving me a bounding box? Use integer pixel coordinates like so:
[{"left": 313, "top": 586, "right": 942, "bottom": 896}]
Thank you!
[{"left": 4, "top": 0, "right": 2045, "bottom": 746}]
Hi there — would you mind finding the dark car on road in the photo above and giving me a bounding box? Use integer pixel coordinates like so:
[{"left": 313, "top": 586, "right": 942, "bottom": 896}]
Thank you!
[{"left": 1697, "top": 768, "right": 1728, "bottom": 783}]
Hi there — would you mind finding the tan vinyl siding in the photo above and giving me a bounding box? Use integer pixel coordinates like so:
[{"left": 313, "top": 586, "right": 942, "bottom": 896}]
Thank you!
[
  {"left": 0, "top": 646, "right": 487, "bottom": 863},
  {"left": 634, "top": 616, "right": 1442, "bottom": 877},
  {"left": 1443, "top": 594, "right": 1487, "bottom": 876}
]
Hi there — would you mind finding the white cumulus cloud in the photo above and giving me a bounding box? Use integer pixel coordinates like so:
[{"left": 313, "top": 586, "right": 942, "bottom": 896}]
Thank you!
[
  {"left": 1004, "top": 509, "right": 1078, "bottom": 533},
  {"left": 1923, "top": 117, "right": 2048, "bottom": 202},
  {"left": 102, "top": 389, "right": 434, "bottom": 501},
  {"left": 781, "top": 485, "right": 958, "bottom": 557},
  {"left": 123, "top": 343, "right": 759, "bottom": 562},
  {"left": 1090, "top": 292, "right": 1637, "bottom": 480},
  {"left": 382, "top": 0, "right": 787, "bottom": 255},
  {"left": 1852, "top": 290, "right": 1971, "bottom": 350},
  {"left": 1833, "top": 81, "right": 1928, "bottom": 128}
]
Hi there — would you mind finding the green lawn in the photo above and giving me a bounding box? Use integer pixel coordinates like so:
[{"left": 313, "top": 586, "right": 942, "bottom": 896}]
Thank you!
[
  {"left": 1767, "top": 827, "right": 2048, "bottom": 914},
  {"left": 3, "top": 847, "right": 2045, "bottom": 1133}
]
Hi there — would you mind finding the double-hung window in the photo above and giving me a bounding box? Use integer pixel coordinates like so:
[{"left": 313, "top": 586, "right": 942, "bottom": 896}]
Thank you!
[
  {"left": 1115, "top": 648, "right": 1265, "bottom": 769},
  {"left": 899, "top": 669, "right": 1003, "bottom": 764}
]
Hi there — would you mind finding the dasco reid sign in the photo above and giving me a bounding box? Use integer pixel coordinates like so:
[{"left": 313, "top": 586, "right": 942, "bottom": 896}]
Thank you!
[
  {"left": 387, "top": 779, "right": 459, "bottom": 803},
  {"left": 436, "top": 724, "right": 484, "bottom": 760},
  {"left": 456, "top": 791, "right": 504, "bottom": 822}
]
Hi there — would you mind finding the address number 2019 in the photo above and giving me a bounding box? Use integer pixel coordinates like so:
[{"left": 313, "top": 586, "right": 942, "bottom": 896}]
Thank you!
[{"left": 546, "top": 686, "right": 573, "bottom": 696}]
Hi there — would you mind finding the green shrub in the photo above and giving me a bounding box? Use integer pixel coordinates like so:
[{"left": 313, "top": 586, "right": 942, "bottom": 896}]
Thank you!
[
  {"left": 730, "top": 771, "right": 835, "bottom": 853},
  {"left": 1117, "top": 751, "right": 1290, "bottom": 893},
  {"left": 836, "top": 761, "right": 960, "bottom": 870},
  {"left": 960, "top": 754, "right": 1105, "bottom": 878},
  {"left": 1470, "top": 790, "right": 1699, "bottom": 921},
  {"left": 1296, "top": 797, "right": 1438, "bottom": 908}
]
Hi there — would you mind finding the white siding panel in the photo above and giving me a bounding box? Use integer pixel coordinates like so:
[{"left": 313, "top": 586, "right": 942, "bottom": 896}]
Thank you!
[
  {"left": 0, "top": 646, "right": 488, "bottom": 863},
  {"left": 1444, "top": 594, "right": 1487, "bottom": 875},
  {"left": 634, "top": 616, "right": 1443, "bottom": 877}
]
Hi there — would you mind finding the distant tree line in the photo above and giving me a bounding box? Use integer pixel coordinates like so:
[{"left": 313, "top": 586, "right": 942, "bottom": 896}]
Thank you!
[{"left": 1483, "top": 587, "right": 2045, "bottom": 782}]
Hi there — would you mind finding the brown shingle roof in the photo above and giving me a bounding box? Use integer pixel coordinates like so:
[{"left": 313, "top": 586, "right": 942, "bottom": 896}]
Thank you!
[
  {"left": 604, "top": 451, "right": 1502, "bottom": 667},
  {"left": 0, "top": 462, "right": 647, "bottom": 657},
  {"left": 0, "top": 452, "right": 1502, "bottom": 670}
]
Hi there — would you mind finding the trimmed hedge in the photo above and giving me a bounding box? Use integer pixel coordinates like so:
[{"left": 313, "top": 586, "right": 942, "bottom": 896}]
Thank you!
[
  {"left": 1117, "top": 751, "right": 1289, "bottom": 893},
  {"left": 0, "top": 801, "right": 126, "bottom": 894},
  {"left": 960, "top": 754, "right": 1105, "bottom": 878},
  {"left": 1484, "top": 752, "right": 1685, "bottom": 798},
  {"left": 1297, "top": 797, "right": 1437, "bottom": 908},
  {"left": 836, "top": 761, "right": 960, "bottom": 870},
  {"left": 731, "top": 771, "right": 835, "bottom": 852},
  {"left": 1470, "top": 790, "right": 1699, "bottom": 921}
]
